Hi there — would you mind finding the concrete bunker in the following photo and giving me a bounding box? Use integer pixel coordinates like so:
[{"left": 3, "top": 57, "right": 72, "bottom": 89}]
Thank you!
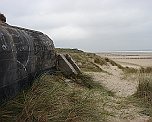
[{"left": 0, "top": 14, "right": 81, "bottom": 103}]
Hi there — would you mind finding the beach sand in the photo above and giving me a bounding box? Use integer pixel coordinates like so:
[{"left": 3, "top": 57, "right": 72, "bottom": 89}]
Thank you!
[{"left": 97, "top": 52, "right": 152, "bottom": 68}]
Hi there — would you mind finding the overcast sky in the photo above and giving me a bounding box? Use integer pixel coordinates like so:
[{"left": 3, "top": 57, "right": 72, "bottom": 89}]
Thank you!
[{"left": 1, "top": 0, "right": 152, "bottom": 52}]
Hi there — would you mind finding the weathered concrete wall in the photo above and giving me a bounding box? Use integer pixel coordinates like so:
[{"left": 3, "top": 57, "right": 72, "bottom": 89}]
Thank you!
[
  {"left": 0, "top": 22, "right": 56, "bottom": 103},
  {"left": 57, "top": 54, "right": 78, "bottom": 75},
  {"left": 65, "top": 54, "right": 81, "bottom": 74},
  {"left": 57, "top": 54, "right": 81, "bottom": 75}
]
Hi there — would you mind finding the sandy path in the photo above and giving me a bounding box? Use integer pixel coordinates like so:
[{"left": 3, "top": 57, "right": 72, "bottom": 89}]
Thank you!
[
  {"left": 85, "top": 64, "right": 150, "bottom": 122},
  {"left": 87, "top": 64, "right": 138, "bottom": 97}
]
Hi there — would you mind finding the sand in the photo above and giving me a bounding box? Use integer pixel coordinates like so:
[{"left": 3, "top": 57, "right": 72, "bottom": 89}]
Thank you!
[
  {"left": 86, "top": 64, "right": 149, "bottom": 122},
  {"left": 87, "top": 65, "right": 138, "bottom": 97},
  {"left": 86, "top": 52, "right": 152, "bottom": 122},
  {"left": 97, "top": 52, "right": 152, "bottom": 68}
]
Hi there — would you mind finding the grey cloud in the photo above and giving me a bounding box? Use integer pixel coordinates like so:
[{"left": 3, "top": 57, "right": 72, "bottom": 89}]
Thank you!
[{"left": 1, "top": 0, "right": 152, "bottom": 52}]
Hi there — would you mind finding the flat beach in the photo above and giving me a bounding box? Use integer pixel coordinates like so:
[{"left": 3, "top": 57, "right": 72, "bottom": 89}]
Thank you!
[{"left": 97, "top": 51, "right": 152, "bottom": 68}]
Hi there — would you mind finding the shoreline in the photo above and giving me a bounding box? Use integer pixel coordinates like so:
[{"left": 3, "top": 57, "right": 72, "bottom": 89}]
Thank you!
[{"left": 97, "top": 52, "right": 152, "bottom": 68}]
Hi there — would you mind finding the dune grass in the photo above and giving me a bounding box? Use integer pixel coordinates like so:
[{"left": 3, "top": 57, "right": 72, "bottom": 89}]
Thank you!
[
  {"left": 56, "top": 48, "right": 107, "bottom": 72},
  {"left": 0, "top": 73, "right": 113, "bottom": 122},
  {"left": 139, "top": 67, "right": 152, "bottom": 73},
  {"left": 2, "top": 48, "right": 150, "bottom": 121},
  {"left": 134, "top": 72, "right": 152, "bottom": 117},
  {"left": 104, "top": 58, "right": 123, "bottom": 69},
  {"left": 137, "top": 73, "right": 152, "bottom": 101}
]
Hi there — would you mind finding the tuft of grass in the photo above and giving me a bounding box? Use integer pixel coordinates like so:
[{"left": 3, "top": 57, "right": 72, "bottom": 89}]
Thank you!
[
  {"left": 140, "top": 67, "right": 152, "bottom": 73},
  {"left": 94, "top": 56, "right": 107, "bottom": 66},
  {"left": 0, "top": 73, "right": 112, "bottom": 122},
  {"left": 105, "top": 58, "right": 124, "bottom": 69},
  {"left": 124, "top": 66, "right": 152, "bottom": 74},
  {"left": 135, "top": 73, "right": 152, "bottom": 117},
  {"left": 136, "top": 73, "right": 152, "bottom": 102},
  {"left": 123, "top": 67, "right": 138, "bottom": 74}
]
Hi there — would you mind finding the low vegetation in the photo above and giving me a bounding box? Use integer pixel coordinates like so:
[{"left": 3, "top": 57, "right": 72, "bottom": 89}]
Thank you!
[
  {"left": 56, "top": 48, "right": 139, "bottom": 74},
  {"left": 0, "top": 48, "right": 127, "bottom": 122},
  {"left": 56, "top": 48, "right": 107, "bottom": 72},
  {"left": 0, "top": 73, "right": 113, "bottom": 122},
  {"left": 2, "top": 48, "right": 152, "bottom": 121},
  {"left": 140, "top": 67, "right": 152, "bottom": 73},
  {"left": 56, "top": 48, "right": 152, "bottom": 120},
  {"left": 135, "top": 73, "right": 152, "bottom": 117},
  {"left": 104, "top": 58, "right": 123, "bottom": 69}
]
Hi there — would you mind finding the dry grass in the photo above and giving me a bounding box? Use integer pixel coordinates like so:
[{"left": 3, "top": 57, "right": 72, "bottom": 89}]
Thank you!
[
  {"left": 2, "top": 48, "right": 148, "bottom": 122},
  {"left": 56, "top": 48, "right": 138, "bottom": 74},
  {"left": 56, "top": 48, "right": 107, "bottom": 72},
  {"left": 140, "top": 67, "right": 152, "bottom": 73},
  {"left": 0, "top": 73, "right": 113, "bottom": 122},
  {"left": 136, "top": 73, "right": 152, "bottom": 103},
  {"left": 135, "top": 73, "right": 152, "bottom": 117}
]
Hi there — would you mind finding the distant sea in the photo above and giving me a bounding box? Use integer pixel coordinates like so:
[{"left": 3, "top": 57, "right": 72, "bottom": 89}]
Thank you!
[
  {"left": 97, "top": 50, "right": 152, "bottom": 56},
  {"left": 99, "top": 50, "right": 152, "bottom": 53},
  {"left": 100, "top": 50, "right": 152, "bottom": 52}
]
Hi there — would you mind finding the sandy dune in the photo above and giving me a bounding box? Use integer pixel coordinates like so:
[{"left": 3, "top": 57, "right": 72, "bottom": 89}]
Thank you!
[
  {"left": 86, "top": 58, "right": 151, "bottom": 122},
  {"left": 87, "top": 67, "right": 149, "bottom": 122},
  {"left": 88, "top": 65, "right": 138, "bottom": 97}
]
